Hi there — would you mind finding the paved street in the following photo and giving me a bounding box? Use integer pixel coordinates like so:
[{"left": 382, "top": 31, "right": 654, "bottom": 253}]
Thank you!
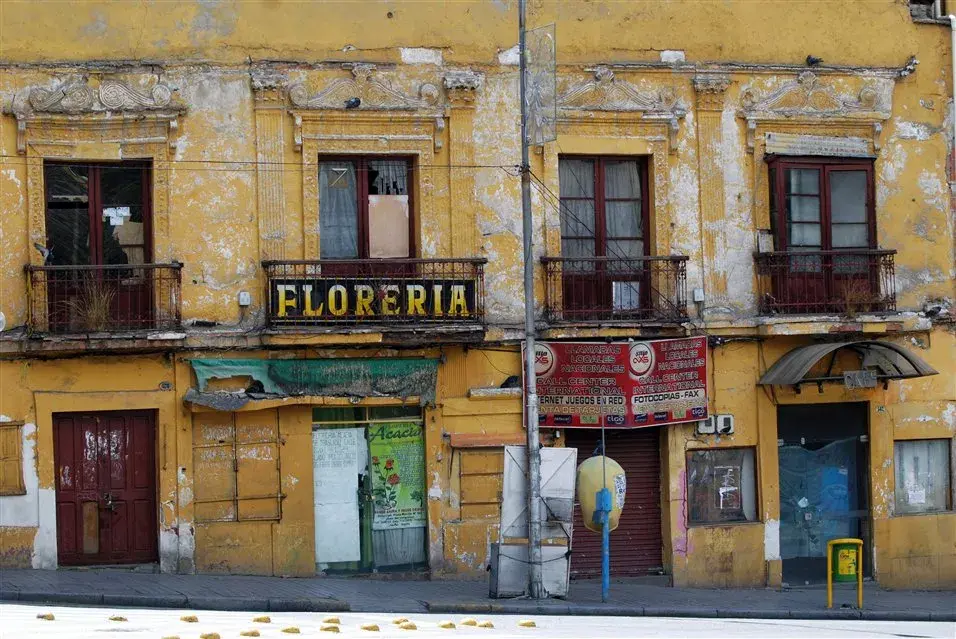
[{"left": 2, "top": 603, "right": 954, "bottom": 639}]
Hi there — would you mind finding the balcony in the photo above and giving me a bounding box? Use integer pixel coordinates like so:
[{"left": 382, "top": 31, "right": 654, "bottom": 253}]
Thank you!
[
  {"left": 754, "top": 249, "right": 897, "bottom": 315},
  {"left": 263, "top": 258, "right": 486, "bottom": 327},
  {"left": 541, "top": 256, "right": 688, "bottom": 323},
  {"left": 25, "top": 263, "right": 183, "bottom": 334}
]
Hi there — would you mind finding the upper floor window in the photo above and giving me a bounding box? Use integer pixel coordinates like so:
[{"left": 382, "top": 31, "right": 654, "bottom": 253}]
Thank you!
[
  {"left": 44, "top": 162, "right": 151, "bottom": 267},
  {"left": 769, "top": 158, "right": 875, "bottom": 258},
  {"left": 559, "top": 157, "right": 648, "bottom": 262},
  {"left": 319, "top": 157, "right": 413, "bottom": 260}
]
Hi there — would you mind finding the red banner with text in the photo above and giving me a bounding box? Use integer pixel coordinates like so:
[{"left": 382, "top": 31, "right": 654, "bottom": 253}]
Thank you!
[{"left": 523, "top": 337, "right": 708, "bottom": 429}]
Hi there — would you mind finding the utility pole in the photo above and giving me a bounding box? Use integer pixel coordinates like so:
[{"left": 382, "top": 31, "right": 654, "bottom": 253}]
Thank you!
[{"left": 518, "top": 0, "right": 544, "bottom": 600}]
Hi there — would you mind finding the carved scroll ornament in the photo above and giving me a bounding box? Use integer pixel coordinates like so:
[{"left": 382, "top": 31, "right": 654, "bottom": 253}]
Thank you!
[{"left": 288, "top": 63, "right": 440, "bottom": 111}]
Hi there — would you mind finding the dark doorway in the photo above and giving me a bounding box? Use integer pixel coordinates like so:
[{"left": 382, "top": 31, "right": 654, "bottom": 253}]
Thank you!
[
  {"left": 565, "top": 427, "right": 663, "bottom": 578},
  {"left": 778, "top": 403, "right": 870, "bottom": 585},
  {"left": 54, "top": 411, "right": 158, "bottom": 565}
]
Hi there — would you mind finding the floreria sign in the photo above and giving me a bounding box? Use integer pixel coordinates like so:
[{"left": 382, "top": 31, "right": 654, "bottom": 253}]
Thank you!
[{"left": 270, "top": 277, "right": 477, "bottom": 321}]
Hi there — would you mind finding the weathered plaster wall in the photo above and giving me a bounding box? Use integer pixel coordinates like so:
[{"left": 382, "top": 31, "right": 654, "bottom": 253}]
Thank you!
[{"left": 0, "top": 0, "right": 953, "bottom": 587}]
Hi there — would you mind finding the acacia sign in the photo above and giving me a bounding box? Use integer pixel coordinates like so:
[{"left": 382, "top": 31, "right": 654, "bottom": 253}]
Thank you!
[
  {"left": 524, "top": 337, "right": 708, "bottom": 429},
  {"left": 270, "top": 278, "right": 477, "bottom": 321}
]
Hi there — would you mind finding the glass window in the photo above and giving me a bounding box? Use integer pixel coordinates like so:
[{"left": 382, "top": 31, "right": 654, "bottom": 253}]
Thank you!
[
  {"left": 44, "top": 162, "right": 151, "bottom": 266},
  {"left": 687, "top": 448, "right": 758, "bottom": 525},
  {"left": 558, "top": 157, "right": 646, "bottom": 260},
  {"left": 771, "top": 161, "right": 874, "bottom": 253},
  {"left": 318, "top": 157, "right": 412, "bottom": 260},
  {"left": 894, "top": 439, "right": 952, "bottom": 515}
]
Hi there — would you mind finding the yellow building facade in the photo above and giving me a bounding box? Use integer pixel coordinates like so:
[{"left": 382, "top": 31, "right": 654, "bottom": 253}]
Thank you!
[{"left": 0, "top": 1, "right": 953, "bottom": 590}]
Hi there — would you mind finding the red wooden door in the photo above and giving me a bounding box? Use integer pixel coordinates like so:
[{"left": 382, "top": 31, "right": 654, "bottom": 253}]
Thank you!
[
  {"left": 54, "top": 411, "right": 157, "bottom": 565},
  {"left": 566, "top": 428, "right": 664, "bottom": 578}
]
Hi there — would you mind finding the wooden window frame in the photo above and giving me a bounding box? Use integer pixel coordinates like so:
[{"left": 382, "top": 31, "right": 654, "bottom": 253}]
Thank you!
[
  {"left": 0, "top": 421, "right": 26, "bottom": 496},
  {"left": 558, "top": 155, "right": 651, "bottom": 259},
  {"left": 767, "top": 155, "right": 876, "bottom": 253},
  {"left": 317, "top": 155, "right": 416, "bottom": 260},
  {"left": 44, "top": 161, "right": 154, "bottom": 266}
]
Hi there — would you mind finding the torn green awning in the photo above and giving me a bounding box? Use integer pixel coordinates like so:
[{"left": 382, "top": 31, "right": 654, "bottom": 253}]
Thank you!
[{"left": 189, "top": 358, "right": 440, "bottom": 404}]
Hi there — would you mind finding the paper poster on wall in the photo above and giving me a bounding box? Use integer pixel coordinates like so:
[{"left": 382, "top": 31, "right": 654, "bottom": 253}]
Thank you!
[
  {"left": 368, "top": 422, "right": 426, "bottom": 530},
  {"left": 715, "top": 465, "right": 741, "bottom": 511},
  {"left": 368, "top": 195, "right": 410, "bottom": 258},
  {"left": 313, "top": 427, "right": 363, "bottom": 564}
]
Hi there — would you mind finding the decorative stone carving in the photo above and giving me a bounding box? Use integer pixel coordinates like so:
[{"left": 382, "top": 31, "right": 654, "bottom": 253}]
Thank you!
[
  {"left": 288, "top": 63, "right": 440, "bottom": 111},
  {"left": 11, "top": 75, "right": 179, "bottom": 117},
  {"left": 740, "top": 71, "right": 887, "bottom": 117},
  {"left": 559, "top": 66, "right": 683, "bottom": 114},
  {"left": 692, "top": 74, "right": 731, "bottom": 111},
  {"left": 737, "top": 71, "right": 891, "bottom": 151},
  {"left": 251, "top": 67, "right": 288, "bottom": 106},
  {"left": 557, "top": 66, "right": 686, "bottom": 152},
  {"left": 443, "top": 70, "right": 483, "bottom": 106},
  {"left": 5, "top": 75, "right": 184, "bottom": 153}
]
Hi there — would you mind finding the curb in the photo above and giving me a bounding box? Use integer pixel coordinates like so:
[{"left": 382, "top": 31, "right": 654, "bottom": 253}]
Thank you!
[
  {"left": 426, "top": 601, "right": 947, "bottom": 622},
  {"left": 2, "top": 591, "right": 349, "bottom": 613}
]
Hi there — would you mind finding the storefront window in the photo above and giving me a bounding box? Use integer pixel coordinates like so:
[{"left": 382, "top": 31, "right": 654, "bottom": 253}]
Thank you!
[
  {"left": 686, "top": 448, "right": 757, "bottom": 525},
  {"left": 894, "top": 439, "right": 953, "bottom": 515}
]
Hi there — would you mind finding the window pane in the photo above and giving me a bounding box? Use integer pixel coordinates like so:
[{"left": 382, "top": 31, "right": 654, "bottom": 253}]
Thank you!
[
  {"left": 829, "top": 170, "right": 867, "bottom": 224},
  {"left": 786, "top": 195, "right": 820, "bottom": 223},
  {"left": 44, "top": 164, "right": 90, "bottom": 266},
  {"left": 606, "top": 239, "right": 644, "bottom": 260},
  {"left": 560, "top": 200, "right": 595, "bottom": 238},
  {"left": 785, "top": 168, "right": 820, "bottom": 195},
  {"left": 612, "top": 281, "right": 641, "bottom": 311},
  {"left": 605, "top": 201, "right": 642, "bottom": 239},
  {"left": 787, "top": 222, "right": 821, "bottom": 248},
  {"left": 603, "top": 160, "right": 641, "bottom": 199},
  {"left": 560, "top": 238, "right": 594, "bottom": 260},
  {"left": 831, "top": 223, "right": 868, "bottom": 249},
  {"left": 368, "top": 160, "right": 408, "bottom": 196},
  {"left": 319, "top": 162, "right": 359, "bottom": 259},
  {"left": 894, "top": 439, "right": 951, "bottom": 514},
  {"left": 687, "top": 448, "right": 757, "bottom": 525},
  {"left": 559, "top": 158, "right": 594, "bottom": 198},
  {"left": 100, "top": 166, "right": 147, "bottom": 266}
]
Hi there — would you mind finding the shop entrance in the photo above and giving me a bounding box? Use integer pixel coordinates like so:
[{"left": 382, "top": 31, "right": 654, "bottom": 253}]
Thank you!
[
  {"left": 312, "top": 406, "right": 427, "bottom": 573},
  {"left": 565, "top": 427, "right": 664, "bottom": 578},
  {"left": 778, "top": 403, "right": 871, "bottom": 585},
  {"left": 53, "top": 410, "right": 158, "bottom": 566}
]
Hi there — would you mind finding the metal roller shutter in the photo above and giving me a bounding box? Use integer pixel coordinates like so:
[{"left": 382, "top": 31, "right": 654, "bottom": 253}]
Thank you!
[{"left": 566, "top": 427, "right": 663, "bottom": 578}]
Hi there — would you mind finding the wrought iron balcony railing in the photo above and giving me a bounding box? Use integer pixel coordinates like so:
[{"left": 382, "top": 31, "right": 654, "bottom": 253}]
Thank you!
[
  {"left": 25, "top": 263, "right": 183, "bottom": 334},
  {"left": 263, "top": 258, "right": 486, "bottom": 326},
  {"left": 754, "top": 249, "right": 897, "bottom": 315},
  {"left": 541, "top": 255, "right": 689, "bottom": 323}
]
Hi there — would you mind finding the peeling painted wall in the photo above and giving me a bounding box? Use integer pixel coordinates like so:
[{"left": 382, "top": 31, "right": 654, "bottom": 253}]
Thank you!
[{"left": 0, "top": 1, "right": 953, "bottom": 588}]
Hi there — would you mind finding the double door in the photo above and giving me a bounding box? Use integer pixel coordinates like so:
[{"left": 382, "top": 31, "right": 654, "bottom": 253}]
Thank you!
[{"left": 54, "top": 411, "right": 158, "bottom": 565}]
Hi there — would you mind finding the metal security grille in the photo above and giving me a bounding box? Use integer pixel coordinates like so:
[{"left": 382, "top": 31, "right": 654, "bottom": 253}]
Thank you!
[{"left": 566, "top": 427, "right": 664, "bottom": 578}]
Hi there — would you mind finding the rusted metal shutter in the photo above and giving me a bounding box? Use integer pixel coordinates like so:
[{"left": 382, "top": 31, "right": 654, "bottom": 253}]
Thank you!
[{"left": 566, "top": 427, "right": 663, "bottom": 578}]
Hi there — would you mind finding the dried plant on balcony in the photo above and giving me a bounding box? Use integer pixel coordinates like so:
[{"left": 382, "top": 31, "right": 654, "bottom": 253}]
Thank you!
[
  {"left": 64, "top": 276, "right": 116, "bottom": 332},
  {"left": 838, "top": 277, "right": 875, "bottom": 319}
]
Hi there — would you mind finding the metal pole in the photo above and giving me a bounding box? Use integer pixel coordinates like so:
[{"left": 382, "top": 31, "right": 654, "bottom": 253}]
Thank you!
[
  {"left": 518, "top": 0, "right": 544, "bottom": 600},
  {"left": 601, "top": 420, "right": 609, "bottom": 602}
]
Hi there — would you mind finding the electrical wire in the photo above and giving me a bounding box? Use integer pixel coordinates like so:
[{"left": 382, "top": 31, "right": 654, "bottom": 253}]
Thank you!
[{"left": 0, "top": 154, "right": 518, "bottom": 174}]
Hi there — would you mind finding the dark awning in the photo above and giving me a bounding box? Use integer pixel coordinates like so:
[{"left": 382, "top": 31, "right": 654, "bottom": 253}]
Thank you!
[{"left": 758, "top": 340, "right": 938, "bottom": 386}]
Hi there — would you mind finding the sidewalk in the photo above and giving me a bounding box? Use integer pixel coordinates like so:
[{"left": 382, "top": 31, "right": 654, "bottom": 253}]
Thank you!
[{"left": 0, "top": 568, "right": 953, "bottom": 621}]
